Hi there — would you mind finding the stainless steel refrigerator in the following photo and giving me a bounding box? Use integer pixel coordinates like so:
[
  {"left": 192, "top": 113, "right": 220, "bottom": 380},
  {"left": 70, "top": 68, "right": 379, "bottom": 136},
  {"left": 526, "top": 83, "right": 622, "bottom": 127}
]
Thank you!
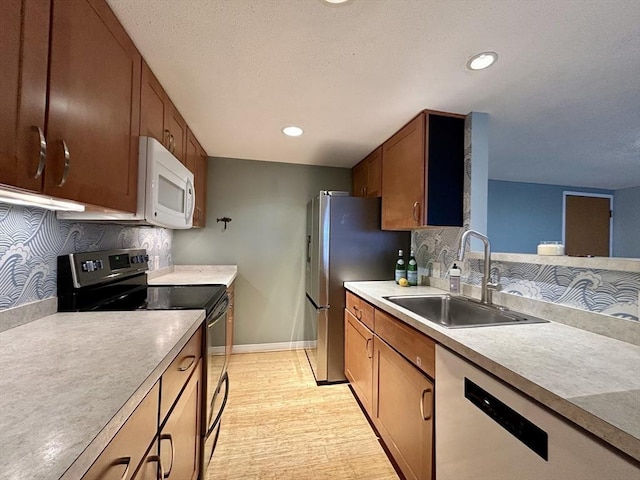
[{"left": 304, "top": 191, "right": 410, "bottom": 384}]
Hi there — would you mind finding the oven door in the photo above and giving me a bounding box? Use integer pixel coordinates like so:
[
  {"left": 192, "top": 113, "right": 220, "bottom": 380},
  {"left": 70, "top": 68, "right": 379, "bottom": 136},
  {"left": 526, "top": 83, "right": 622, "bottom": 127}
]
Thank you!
[{"left": 202, "top": 295, "right": 230, "bottom": 474}]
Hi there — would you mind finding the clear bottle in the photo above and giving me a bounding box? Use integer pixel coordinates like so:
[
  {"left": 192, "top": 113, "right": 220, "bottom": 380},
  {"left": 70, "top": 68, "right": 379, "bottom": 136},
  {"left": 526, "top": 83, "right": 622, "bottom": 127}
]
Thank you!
[
  {"left": 449, "top": 263, "right": 461, "bottom": 294},
  {"left": 395, "top": 249, "right": 406, "bottom": 284},
  {"left": 407, "top": 249, "right": 418, "bottom": 286}
]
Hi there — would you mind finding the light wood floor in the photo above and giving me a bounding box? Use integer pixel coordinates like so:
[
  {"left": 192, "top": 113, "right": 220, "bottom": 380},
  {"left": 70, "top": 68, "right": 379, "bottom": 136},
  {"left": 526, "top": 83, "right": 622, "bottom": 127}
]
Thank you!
[{"left": 207, "top": 350, "right": 399, "bottom": 480}]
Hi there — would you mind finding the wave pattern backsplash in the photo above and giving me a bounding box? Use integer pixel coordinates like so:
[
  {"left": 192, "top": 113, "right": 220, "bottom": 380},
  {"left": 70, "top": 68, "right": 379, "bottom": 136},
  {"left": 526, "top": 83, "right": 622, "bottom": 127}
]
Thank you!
[
  {"left": 413, "top": 228, "right": 639, "bottom": 322},
  {"left": 0, "top": 204, "right": 172, "bottom": 310}
]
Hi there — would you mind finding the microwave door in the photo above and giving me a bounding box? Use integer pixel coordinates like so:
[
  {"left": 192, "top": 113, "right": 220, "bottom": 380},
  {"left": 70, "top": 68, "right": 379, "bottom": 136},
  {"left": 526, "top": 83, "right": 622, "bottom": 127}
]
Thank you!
[{"left": 146, "top": 153, "right": 194, "bottom": 229}]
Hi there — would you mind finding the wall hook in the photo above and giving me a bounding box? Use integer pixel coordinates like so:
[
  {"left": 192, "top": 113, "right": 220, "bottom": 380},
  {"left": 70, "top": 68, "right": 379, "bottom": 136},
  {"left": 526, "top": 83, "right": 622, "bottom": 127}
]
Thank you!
[{"left": 216, "top": 217, "right": 232, "bottom": 230}]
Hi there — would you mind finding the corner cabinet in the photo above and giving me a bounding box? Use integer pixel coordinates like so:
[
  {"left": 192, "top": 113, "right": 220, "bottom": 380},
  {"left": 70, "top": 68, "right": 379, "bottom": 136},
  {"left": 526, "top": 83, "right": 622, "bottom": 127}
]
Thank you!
[
  {"left": 344, "top": 291, "right": 435, "bottom": 480},
  {"left": 1, "top": 0, "right": 141, "bottom": 213},
  {"left": 352, "top": 147, "right": 382, "bottom": 198},
  {"left": 381, "top": 111, "right": 465, "bottom": 230}
]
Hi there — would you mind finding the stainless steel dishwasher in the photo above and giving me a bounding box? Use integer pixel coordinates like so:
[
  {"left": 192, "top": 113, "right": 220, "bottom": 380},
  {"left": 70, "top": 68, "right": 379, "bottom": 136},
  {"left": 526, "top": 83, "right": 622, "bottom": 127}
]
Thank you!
[{"left": 435, "top": 346, "right": 638, "bottom": 479}]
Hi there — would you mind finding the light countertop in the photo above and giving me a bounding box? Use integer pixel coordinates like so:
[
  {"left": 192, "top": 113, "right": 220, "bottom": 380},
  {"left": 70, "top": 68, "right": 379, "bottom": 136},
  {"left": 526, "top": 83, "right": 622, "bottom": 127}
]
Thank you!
[
  {"left": 148, "top": 265, "right": 237, "bottom": 287},
  {"left": 0, "top": 309, "right": 205, "bottom": 480},
  {"left": 344, "top": 281, "right": 640, "bottom": 463}
]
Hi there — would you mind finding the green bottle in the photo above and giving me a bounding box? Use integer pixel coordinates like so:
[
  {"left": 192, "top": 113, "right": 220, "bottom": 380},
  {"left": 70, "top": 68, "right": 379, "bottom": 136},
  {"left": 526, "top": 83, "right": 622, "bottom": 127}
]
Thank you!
[
  {"left": 395, "top": 249, "right": 406, "bottom": 284},
  {"left": 407, "top": 249, "right": 418, "bottom": 286}
]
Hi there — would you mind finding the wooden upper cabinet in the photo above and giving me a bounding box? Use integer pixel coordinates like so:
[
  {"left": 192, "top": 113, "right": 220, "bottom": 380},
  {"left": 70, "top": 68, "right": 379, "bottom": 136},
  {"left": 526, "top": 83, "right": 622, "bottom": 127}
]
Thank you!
[
  {"left": 186, "top": 128, "right": 208, "bottom": 228},
  {"left": 381, "top": 111, "right": 464, "bottom": 230},
  {"left": 141, "top": 60, "right": 187, "bottom": 164},
  {"left": 45, "top": 0, "right": 141, "bottom": 212},
  {"left": 352, "top": 147, "right": 382, "bottom": 198},
  {"left": 0, "top": 0, "right": 50, "bottom": 192}
]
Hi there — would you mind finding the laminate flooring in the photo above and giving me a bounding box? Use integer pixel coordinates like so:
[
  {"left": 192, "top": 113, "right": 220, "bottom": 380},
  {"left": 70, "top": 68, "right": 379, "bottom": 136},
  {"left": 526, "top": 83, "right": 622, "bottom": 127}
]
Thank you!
[{"left": 207, "top": 350, "right": 399, "bottom": 480}]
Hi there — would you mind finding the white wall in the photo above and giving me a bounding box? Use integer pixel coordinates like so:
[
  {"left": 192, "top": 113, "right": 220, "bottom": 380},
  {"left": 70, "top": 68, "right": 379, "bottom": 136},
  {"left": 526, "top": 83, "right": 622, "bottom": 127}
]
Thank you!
[{"left": 173, "top": 157, "right": 351, "bottom": 347}]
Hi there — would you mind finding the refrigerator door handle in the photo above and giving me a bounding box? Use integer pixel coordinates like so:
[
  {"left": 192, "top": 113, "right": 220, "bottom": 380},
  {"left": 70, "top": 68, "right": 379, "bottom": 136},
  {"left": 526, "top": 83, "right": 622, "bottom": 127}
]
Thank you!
[{"left": 306, "top": 234, "right": 311, "bottom": 263}]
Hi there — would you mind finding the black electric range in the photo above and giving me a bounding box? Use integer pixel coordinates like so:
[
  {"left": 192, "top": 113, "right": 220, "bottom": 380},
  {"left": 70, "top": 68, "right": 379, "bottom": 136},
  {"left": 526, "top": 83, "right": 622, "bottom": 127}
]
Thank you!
[{"left": 57, "top": 248, "right": 226, "bottom": 315}]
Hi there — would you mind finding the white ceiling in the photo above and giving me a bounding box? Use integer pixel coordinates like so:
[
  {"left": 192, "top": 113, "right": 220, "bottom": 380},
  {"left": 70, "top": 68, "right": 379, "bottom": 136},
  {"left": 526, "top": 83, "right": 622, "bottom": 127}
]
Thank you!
[{"left": 107, "top": 0, "right": 640, "bottom": 190}]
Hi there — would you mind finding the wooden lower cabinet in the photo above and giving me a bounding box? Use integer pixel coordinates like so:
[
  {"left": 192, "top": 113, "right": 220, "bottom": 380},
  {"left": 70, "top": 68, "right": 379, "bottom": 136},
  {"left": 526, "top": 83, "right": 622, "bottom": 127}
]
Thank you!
[
  {"left": 373, "top": 336, "right": 434, "bottom": 480},
  {"left": 344, "top": 309, "right": 374, "bottom": 416},
  {"left": 82, "top": 383, "right": 159, "bottom": 480},
  {"left": 160, "top": 360, "right": 202, "bottom": 480}
]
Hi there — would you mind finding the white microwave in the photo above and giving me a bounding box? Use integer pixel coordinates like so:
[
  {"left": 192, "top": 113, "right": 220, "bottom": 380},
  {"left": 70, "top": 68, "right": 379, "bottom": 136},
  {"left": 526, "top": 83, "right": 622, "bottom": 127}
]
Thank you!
[{"left": 59, "top": 136, "right": 195, "bottom": 229}]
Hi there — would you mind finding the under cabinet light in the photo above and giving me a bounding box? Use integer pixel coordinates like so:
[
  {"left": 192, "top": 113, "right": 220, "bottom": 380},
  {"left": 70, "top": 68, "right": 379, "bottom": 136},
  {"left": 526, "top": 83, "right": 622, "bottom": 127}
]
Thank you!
[{"left": 0, "top": 186, "right": 85, "bottom": 212}]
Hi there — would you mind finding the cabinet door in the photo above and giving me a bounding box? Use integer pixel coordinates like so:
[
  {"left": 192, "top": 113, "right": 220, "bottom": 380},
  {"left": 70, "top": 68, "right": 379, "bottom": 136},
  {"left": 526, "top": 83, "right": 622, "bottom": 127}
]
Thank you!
[
  {"left": 82, "top": 383, "right": 159, "bottom": 480},
  {"left": 373, "top": 336, "right": 434, "bottom": 480},
  {"left": 382, "top": 114, "right": 426, "bottom": 230},
  {"left": 344, "top": 309, "right": 374, "bottom": 416},
  {"left": 140, "top": 60, "right": 170, "bottom": 149},
  {"left": 166, "top": 108, "right": 186, "bottom": 164},
  {"left": 226, "top": 282, "right": 234, "bottom": 357},
  {"left": 352, "top": 159, "right": 367, "bottom": 197},
  {"left": 45, "top": 0, "right": 141, "bottom": 212},
  {"left": 365, "top": 146, "right": 382, "bottom": 197},
  {"left": 0, "top": 0, "right": 49, "bottom": 192},
  {"left": 185, "top": 129, "right": 207, "bottom": 227},
  {"left": 160, "top": 360, "right": 202, "bottom": 480}
]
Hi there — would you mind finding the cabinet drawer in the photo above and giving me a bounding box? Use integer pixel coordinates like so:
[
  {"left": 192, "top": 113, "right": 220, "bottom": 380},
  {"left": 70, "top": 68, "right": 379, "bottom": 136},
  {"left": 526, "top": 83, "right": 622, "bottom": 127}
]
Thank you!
[
  {"left": 82, "top": 382, "right": 159, "bottom": 480},
  {"left": 346, "top": 291, "right": 375, "bottom": 331},
  {"left": 160, "top": 328, "right": 202, "bottom": 422},
  {"left": 374, "top": 309, "right": 435, "bottom": 378}
]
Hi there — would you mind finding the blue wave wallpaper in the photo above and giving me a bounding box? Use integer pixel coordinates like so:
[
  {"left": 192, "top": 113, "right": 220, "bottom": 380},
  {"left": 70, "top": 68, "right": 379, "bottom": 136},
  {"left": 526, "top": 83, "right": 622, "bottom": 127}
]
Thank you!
[
  {"left": 0, "top": 204, "right": 172, "bottom": 310},
  {"left": 413, "top": 227, "right": 640, "bottom": 322}
]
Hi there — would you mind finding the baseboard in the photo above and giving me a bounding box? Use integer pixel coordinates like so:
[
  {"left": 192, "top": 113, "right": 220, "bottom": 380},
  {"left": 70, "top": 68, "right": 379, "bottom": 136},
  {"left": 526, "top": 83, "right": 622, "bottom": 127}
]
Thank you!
[{"left": 222, "top": 340, "right": 317, "bottom": 354}]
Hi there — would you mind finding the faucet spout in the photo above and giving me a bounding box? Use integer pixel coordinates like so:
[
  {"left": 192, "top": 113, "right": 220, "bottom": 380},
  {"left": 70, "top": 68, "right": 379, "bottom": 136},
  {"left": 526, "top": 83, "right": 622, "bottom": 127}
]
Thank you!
[{"left": 457, "top": 230, "right": 497, "bottom": 305}]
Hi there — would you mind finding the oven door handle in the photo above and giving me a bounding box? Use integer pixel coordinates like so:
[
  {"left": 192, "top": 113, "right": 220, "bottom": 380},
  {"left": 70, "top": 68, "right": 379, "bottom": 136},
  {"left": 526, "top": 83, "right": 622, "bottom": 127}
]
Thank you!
[{"left": 207, "top": 371, "right": 230, "bottom": 438}]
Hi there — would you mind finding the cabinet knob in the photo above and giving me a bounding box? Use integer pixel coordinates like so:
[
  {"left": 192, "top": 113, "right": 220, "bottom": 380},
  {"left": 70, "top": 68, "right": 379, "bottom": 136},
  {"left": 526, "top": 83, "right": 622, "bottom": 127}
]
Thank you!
[
  {"left": 32, "top": 126, "right": 47, "bottom": 179},
  {"left": 57, "top": 140, "right": 71, "bottom": 187}
]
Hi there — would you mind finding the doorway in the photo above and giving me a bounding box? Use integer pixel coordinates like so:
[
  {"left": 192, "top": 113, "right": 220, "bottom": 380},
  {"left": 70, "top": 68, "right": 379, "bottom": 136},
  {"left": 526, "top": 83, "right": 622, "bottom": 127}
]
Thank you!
[{"left": 562, "top": 192, "right": 613, "bottom": 256}]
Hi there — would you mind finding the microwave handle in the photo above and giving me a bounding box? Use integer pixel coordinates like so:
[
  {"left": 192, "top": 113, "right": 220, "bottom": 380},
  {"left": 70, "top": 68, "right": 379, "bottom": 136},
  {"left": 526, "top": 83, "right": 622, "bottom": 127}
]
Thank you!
[{"left": 185, "top": 177, "right": 195, "bottom": 223}]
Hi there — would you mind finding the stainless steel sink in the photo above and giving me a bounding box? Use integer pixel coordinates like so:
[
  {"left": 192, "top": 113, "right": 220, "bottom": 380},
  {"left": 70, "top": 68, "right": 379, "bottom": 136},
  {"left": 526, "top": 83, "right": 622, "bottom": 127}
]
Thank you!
[{"left": 384, "top": 294, "right": 549, "bottom": 328}]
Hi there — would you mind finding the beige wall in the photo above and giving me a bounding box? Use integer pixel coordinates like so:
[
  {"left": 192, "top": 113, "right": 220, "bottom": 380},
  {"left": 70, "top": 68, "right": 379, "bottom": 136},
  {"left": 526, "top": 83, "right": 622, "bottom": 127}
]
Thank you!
[{"left": 173, "top": 157, "right": 351, "bottom": 347}]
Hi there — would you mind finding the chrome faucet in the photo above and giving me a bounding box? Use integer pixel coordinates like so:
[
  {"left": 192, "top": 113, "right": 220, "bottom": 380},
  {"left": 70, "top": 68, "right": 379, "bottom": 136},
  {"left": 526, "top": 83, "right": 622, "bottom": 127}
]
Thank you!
[{"left": 457, "top": 230, "right": 500, "bottom": 305}]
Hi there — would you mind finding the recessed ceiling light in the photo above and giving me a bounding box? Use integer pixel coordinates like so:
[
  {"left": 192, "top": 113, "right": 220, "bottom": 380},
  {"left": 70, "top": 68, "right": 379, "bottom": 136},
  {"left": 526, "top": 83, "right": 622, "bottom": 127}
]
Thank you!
[
  {"left": 466, "top": 52, "right": 498, "bottom": 71},
  {"left": 323, "top": 0, "right": 350, "bottom": 4},
  {"left": 282, "top": 126, "right": 304, "bottom": 137}
]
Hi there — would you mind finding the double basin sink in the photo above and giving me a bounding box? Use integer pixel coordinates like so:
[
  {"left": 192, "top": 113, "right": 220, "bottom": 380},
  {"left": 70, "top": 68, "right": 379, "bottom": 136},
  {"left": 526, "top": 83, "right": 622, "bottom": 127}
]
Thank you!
[{"left": 384, "top": 294, "right": 548, "bottom": 329}]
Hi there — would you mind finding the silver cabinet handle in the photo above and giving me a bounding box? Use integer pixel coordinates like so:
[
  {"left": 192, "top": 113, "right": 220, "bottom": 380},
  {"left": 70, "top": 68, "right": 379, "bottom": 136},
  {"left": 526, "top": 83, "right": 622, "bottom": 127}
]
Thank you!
[
  {"left": 412, "top": 201, "right": 420, "bottom": 224},
  {"left": 169, "top": 134, "right": 175, "bottom": 153},
  {"left": 160, "top": 434, "right": 175, "bottom": 478},
  {"left": 420, "top": 387, "right": 433, "bottom": 421},
  {"left": 58, "top": 140, "right": 70, "bottom": 187},
  {"left": 32, "top": 126, "right": 47, "bottom": 179},
  {"left": 145, "top": 454, "right": 165, "bottom": 480},
  {"left": 178, "top": 354, "right": 196, "bottom": 372},
  {"left": 112, "top": 457, "right": 131, "bottom": 480},
  {"left": 164, "top": 129, "right": 171, "bottom": 149},
  {"left": 364, "top": 185, "right": 368, "bottom": 197}
]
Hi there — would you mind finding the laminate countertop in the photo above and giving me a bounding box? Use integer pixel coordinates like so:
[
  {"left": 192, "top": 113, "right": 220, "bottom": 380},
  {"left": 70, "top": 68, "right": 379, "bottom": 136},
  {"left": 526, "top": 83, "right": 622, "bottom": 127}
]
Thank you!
[
  {"left": 344, "top": 281, "right": 640, "bottom": 464},
  {"left": 148, "top": 265, "right": 237, "bottom": 287},
  {"left": 0, "top": 309, "right": 205, "bottom": 480}
]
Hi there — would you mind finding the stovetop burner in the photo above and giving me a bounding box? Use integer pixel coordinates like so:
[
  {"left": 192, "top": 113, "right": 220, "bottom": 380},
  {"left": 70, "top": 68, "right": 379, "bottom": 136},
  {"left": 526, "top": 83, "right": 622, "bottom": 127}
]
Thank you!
[{"left": 57, "top": 249, "right": 226, "bottom": 316}]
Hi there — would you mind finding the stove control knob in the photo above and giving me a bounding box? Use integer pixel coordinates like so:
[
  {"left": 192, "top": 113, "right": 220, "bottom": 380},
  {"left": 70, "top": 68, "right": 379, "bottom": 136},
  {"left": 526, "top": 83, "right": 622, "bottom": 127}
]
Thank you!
[
  {"left": 81, "top": 261, "right": 89, "bottom": 272},
  {"left": 86, "top": 260, "right": 95, "bottom": 272},
  {"left": 95, "top": 260, "right": 103, "bottom": 270},
  {"left": 143, "top": 255, "right": 149, "bottom": 263},
  {"left": 131, "top": 256, "right": 138, "bottom": 264}
]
